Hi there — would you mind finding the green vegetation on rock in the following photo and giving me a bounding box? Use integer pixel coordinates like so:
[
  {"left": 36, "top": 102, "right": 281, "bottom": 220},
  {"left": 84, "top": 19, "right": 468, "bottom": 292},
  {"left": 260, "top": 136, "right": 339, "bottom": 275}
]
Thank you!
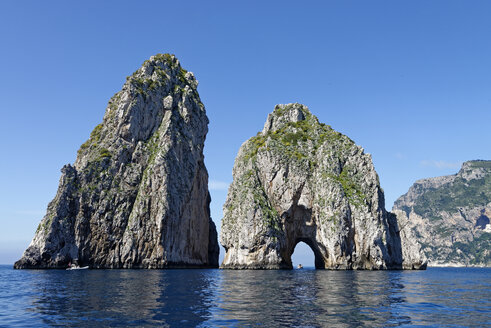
[
  {"left": 242, "top": 104, "right": 365, "bottom": 208},
  {"left": 448, "top": 232, "right": 491, "bottom": 265},
  {"left": 468, "top": 160, "right": 491, "bottom": 169},
  {"left": 412, "top": 174, "right": 491, "bottom": 218},
  {"left": 332, "top": 167, "right": 366, "bottom": 207},
  {"left": 78, "top": 123, "right": 103, "bottom": 155},
  {"left": 127, "top": 53, "right": 189, "bottom": 98}
]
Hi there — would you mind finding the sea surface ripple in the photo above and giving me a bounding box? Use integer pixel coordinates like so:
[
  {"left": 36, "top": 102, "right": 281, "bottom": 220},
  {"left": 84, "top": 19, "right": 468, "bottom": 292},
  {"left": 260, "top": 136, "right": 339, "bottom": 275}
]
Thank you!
[{"left": 0, "top": 266, "right": 489, "bottom": 327}]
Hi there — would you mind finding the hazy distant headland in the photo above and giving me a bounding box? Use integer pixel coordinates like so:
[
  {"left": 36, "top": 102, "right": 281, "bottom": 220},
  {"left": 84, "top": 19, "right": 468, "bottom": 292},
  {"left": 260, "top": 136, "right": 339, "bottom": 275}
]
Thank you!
[{"left": 393, "top": 160, "right": 491, "bottom": 267}]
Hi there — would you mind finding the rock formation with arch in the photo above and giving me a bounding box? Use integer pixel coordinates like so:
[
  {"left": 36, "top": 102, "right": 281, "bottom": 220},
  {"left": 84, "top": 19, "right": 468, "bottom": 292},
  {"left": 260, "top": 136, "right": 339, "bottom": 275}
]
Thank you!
[{"left": 220, "top": 104, "right": 426, "bottom": 270}]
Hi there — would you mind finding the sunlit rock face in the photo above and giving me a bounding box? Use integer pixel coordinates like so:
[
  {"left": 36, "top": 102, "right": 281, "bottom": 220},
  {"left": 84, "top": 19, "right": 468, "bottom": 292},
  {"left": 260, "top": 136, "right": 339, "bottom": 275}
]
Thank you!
[
  {"left": 220, "top": 104, "right": 426, "bottom": 270},
  {"left": 393, "top": 160, "right": 491, "bottom": 267},
  {"left": 15, "top": 54, "right": 219, "bottom": 269}
]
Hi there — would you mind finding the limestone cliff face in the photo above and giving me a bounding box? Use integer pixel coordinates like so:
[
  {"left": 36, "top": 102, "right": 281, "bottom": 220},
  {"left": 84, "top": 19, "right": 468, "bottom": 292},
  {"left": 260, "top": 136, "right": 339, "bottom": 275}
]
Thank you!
[
  {"left": 220, "top": 104, "right": 426, "bottom": 270},
  {"left": 15, "top": 54, "right": 219, "bottom": 269},
  {"left": 393, "top": 160, "right": 491, "bottom": 266}
]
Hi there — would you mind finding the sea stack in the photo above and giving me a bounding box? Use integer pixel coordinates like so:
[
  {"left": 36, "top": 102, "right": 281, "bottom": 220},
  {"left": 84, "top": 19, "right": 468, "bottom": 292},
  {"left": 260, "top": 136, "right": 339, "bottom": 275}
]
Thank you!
[
  {"left": 393, "top": 160, "right": 491, "bottom": 266},
  {"left": 15, "top": 54, "right": 219, "bottom": 269},
  {"left": 220, "top": 103, "right": 426, "bottom": 269}
]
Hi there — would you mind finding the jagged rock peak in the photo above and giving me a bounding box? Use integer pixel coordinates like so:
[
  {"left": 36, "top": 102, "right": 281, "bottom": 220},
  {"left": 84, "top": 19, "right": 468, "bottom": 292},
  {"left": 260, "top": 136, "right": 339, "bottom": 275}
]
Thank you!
[
  {"left": 75, "top": 54, "right": 203, "bottom": 168},
  {"left": 458, "top": 160, "right": 491, "bottom": 180},
  {"left": 221, "top": 103, "right": 426, "bottom": 270},
  {"left": 262, "top": 103, "right": 311, "bottom": 133},
  {"left": 15, "top": 53, "right": 219, "bottom": 269}
]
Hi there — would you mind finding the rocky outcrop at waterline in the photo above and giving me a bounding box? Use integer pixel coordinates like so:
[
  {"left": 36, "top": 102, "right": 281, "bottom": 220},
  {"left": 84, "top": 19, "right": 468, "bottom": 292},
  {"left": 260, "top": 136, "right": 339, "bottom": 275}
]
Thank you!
[
  {"left": 393, "top": 160, "right": 491, "bottom": 267},
  {"left": 220, "top": 104, "right": 426, "bottom": 270},
  {"left": 14, "top": 54, "right": 219, "bottom": 269}
]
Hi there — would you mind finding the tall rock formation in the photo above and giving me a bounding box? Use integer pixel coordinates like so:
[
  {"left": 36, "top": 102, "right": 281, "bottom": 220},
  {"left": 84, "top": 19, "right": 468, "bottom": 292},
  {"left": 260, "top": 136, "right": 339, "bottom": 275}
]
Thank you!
[
  {"left": 393, "top": 160, "right": 491, "bottom": 266},
  {"left": 220, "top": 104, "right": 426, "bottom": 270},
  {"left": 15, "top": 54, "right": 219, "bottom": 269}
]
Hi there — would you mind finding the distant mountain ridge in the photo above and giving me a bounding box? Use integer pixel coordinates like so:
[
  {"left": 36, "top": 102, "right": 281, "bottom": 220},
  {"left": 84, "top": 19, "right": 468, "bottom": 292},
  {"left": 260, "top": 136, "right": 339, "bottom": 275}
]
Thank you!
[{"left": 393, "top": 160, "right": 491, "bottom": 266}]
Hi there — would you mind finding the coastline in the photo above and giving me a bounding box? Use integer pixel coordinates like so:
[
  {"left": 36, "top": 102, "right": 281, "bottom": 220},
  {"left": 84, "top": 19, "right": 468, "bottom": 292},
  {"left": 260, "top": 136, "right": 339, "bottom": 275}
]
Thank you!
[{"left": 428, "top": 263, "right": 490, "bottom": 268}]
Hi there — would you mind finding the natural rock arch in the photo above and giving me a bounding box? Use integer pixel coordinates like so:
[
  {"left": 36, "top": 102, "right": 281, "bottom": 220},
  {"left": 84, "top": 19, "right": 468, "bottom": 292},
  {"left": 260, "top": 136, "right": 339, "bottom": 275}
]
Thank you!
[
  {"left": 288, "top": 238, "right": 325, "bottom": 269},
  {"left": 279, "top": 203, "right": 326, "bottom": 269},
  {"left": 220, "top": 103, "right": 426, "bottom": 270}
]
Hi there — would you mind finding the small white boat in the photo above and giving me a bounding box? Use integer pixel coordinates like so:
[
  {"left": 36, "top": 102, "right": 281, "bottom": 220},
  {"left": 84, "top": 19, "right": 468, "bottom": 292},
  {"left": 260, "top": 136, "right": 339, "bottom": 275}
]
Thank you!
[
  {"left": 297, "top": 264, "right": 303, "bottom": 269},
  {"left": 66, "top": 265, "right": 89, "bottom": 270}
]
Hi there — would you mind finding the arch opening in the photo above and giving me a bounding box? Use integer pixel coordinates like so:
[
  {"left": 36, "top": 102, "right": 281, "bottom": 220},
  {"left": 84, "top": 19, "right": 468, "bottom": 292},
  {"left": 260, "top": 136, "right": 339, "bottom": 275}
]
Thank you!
[{"left": 290, "top": 238, "right": 324, "bottom": 269}]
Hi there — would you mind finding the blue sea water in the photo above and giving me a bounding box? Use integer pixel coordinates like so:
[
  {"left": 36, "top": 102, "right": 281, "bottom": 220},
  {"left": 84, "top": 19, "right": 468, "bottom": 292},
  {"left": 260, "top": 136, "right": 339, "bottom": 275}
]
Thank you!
[{"left": 0, "top": 265, "right": 489, "bottom": 327}]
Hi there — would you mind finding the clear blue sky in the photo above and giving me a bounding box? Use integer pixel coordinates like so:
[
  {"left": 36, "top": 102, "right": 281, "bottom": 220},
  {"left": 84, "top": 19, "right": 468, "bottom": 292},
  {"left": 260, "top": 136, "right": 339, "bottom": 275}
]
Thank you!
[{"left": 0, "top": 1, "right": 490, "bottom": 265}]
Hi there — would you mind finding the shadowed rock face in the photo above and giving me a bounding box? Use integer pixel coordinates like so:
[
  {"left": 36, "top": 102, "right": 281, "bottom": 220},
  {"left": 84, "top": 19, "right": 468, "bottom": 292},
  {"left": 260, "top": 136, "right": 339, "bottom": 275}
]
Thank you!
[
  {"left": 15, "top": 54, "right": 219, "bottom": 269},
  {"left": 220, "top": 104, "right": 426, "bottom": 270}
]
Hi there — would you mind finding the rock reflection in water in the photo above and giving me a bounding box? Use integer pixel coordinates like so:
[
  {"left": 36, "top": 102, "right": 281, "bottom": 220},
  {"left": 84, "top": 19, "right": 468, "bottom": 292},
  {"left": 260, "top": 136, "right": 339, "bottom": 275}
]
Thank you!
[
  {"left": 312, "top": 271, "right": 412, "bottom": 327},
  {"left": 209, "top": 270, "right": 325, "bottom": 326},
  {"left": 27, "top": 270, "right": 162, "bottom": 325},
  {"left": 25, "top": 269, "right": 216, "bottom": 327},
  {"left": 151, "top": 270, "right": 219, "bottom": 326},
  {"left": 208, "top": 270, "right": 412, "bottom": 327}
]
